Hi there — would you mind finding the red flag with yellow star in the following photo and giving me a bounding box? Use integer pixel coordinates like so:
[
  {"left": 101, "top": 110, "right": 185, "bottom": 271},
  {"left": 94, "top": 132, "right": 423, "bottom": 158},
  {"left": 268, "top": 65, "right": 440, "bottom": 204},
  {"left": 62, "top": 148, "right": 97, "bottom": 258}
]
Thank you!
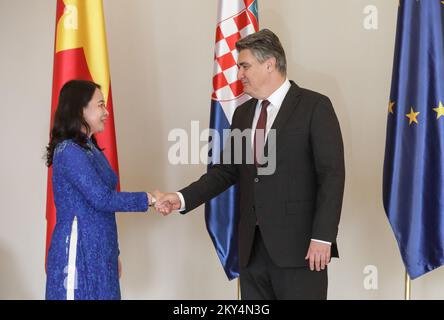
[{"left": 45, "top": 0, "right": 119, "bottom": 264}]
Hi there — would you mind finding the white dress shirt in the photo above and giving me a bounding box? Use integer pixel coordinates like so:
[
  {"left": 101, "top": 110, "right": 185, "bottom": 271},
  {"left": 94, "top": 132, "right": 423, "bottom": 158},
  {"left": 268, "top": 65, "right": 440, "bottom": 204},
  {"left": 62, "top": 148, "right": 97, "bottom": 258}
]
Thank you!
[{"left": 250, "top": 78, "right": 291, "bottom": 146}]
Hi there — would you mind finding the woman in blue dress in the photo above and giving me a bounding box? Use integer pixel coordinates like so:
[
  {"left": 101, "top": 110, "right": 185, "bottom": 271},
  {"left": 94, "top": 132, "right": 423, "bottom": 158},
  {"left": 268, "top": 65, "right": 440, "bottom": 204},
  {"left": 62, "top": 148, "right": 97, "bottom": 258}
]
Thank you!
[{"left": 45, "top": 80, "right": 153, "bottom": 300}]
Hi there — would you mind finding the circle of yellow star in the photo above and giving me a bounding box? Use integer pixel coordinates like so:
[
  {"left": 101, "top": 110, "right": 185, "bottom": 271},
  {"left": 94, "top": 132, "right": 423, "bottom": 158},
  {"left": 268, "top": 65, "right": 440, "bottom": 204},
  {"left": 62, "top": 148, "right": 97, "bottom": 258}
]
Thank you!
[
  {"left": 388, "top": 101, "right": 395, "bottom": 114},
  {"left": 433, "top": 101, "right": 444, "bottom": 119},
  {"left": 406, "top": 107, "right": 420, "bottom": 125}
]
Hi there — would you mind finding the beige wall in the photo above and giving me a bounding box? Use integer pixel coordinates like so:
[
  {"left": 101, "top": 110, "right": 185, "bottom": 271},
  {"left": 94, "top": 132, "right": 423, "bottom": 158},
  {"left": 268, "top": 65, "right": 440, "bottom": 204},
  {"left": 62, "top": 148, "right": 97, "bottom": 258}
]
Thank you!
[{"left": 2, "top": 0, "right": 444, "bottom": 299}]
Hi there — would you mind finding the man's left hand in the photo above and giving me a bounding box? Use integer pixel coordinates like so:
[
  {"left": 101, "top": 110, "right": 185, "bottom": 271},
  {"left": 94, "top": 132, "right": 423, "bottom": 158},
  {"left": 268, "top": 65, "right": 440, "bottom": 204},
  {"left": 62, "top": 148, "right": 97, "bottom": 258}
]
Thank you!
[{"left": 305, "top": 240, "right": 331, "bottom": 271}]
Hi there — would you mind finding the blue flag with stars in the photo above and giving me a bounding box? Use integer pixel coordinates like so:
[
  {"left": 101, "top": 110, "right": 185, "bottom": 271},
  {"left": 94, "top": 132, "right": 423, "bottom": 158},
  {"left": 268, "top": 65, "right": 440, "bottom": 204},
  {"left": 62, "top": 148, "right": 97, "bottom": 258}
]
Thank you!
[{"left": 383, "top": 0, "right": 444, "bottom": 279}]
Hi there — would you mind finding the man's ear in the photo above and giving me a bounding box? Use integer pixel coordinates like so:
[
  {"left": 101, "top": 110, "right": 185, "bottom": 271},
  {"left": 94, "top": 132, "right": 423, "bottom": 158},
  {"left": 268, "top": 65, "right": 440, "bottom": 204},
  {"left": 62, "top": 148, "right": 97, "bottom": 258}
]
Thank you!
[{"left": 266, "top": 57, "right": 276, "bottom": 72}]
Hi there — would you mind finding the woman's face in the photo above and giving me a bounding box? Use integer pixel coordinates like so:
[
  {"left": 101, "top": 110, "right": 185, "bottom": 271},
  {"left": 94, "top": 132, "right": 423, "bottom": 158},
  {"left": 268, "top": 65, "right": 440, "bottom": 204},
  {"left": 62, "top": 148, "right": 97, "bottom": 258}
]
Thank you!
[{"left": 83, "top": 88, "right": 109, "bottom": 136}]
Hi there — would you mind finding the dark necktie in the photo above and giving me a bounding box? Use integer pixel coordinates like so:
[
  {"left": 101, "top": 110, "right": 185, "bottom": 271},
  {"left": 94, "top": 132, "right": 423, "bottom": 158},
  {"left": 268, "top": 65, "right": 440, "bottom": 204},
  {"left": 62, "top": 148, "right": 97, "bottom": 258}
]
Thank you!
[{"left": 254, "top": 100, "right": 270, "bottom": 166}]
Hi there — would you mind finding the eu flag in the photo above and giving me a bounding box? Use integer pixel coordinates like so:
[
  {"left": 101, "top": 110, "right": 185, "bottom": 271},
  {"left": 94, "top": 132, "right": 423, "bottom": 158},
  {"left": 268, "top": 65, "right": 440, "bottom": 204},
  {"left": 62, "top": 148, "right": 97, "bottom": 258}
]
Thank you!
[{"left": 383, "top": 0, "right": 444, "bottom": 279}]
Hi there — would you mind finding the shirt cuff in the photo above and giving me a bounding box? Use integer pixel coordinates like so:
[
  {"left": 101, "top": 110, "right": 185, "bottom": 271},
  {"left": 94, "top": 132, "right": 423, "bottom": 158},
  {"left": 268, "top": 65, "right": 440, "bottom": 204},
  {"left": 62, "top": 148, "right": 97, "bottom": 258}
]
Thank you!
[
  {"left": 147, "top": 192, "right": 154, "bottom": 207},
  {"left": 176, "top": 192, "right": 186, "bottom": 211},
  {"left": 311, "top": 238, "right": 331, "bottom": 245}
]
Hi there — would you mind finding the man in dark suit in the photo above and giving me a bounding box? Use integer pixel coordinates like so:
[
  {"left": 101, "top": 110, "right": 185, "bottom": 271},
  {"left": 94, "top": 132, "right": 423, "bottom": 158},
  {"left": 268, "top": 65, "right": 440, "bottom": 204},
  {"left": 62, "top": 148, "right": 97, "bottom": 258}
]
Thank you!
[{"left": 155, "top": 29, "right": 345, "bottom": 300}]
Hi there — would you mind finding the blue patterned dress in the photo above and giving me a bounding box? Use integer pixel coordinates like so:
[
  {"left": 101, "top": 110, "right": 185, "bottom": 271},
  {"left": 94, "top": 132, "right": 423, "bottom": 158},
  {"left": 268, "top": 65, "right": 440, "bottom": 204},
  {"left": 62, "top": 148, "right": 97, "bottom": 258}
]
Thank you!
[{"left": 45, "top": 139, "right": 148, "bottom": 300}]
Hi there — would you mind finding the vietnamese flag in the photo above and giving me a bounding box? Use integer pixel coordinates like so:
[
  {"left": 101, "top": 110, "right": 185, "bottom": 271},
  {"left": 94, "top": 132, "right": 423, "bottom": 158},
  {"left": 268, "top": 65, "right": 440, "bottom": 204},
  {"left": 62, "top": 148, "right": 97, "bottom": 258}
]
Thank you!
[{"left": 45, "top": 0, "right": 119, "bottom": 265}]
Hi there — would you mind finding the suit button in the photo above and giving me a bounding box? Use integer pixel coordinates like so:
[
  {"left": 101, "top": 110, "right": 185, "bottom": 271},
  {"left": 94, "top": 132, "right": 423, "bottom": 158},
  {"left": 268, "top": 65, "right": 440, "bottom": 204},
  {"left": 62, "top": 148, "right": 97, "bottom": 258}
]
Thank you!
[
  {"left": 254, "top": 177, "right": 260, "bottom": 183},
  {"left": 252, "top": 206, "right": 255, "bottom": 212}
]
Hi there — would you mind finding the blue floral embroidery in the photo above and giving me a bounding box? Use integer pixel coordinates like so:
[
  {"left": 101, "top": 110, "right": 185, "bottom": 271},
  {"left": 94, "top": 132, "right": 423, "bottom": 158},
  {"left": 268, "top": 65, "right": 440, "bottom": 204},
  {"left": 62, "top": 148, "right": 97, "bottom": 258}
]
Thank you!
[{"left": 45, "top": 139, "right": 148, "bottom": 300}]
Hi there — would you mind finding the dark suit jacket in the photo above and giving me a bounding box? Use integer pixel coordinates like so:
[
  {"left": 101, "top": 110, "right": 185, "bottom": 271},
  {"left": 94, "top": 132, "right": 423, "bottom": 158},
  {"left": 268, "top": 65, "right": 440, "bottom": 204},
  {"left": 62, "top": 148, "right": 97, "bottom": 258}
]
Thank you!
[{"left": 180, "top": 81, "right": 345, "bottom": 268}]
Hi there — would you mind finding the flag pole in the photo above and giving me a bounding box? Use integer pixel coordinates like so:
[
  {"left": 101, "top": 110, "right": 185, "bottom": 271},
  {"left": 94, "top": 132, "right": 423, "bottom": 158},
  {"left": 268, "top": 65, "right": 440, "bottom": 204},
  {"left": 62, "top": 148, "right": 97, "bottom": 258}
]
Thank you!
[
  {"left": 237, "top": 278, "right": 241, "bottom": 300},
  {"left": 404, "top": 269, "right": 411, "bottom": 300}
]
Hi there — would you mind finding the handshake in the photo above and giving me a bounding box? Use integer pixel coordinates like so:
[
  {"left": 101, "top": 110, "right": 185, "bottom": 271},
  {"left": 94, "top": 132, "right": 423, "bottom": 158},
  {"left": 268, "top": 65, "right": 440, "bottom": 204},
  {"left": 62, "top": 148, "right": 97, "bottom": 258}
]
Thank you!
[{"left": 146, "top": 191, "right": 182, "bottom": 216}]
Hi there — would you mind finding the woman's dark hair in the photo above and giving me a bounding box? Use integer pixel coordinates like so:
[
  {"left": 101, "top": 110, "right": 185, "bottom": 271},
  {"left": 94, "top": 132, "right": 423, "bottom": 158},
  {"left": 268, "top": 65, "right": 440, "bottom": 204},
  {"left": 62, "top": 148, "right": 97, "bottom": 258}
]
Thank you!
[{"left": 46, "top": 79, "right": 103, "bottom": 167}]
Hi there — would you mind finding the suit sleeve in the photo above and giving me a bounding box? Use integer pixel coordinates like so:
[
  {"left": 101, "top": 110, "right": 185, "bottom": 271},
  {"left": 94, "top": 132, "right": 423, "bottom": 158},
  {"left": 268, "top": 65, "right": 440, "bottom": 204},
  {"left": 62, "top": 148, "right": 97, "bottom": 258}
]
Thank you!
[
  {"left": 309, "top": 96, "right": 345, "bottom": 242},
  {"left": 179, "top": 111, "right": 241, "bottom": 214},
  {"left": 58, "top": 143, "right": 149, "bottom": 213}
]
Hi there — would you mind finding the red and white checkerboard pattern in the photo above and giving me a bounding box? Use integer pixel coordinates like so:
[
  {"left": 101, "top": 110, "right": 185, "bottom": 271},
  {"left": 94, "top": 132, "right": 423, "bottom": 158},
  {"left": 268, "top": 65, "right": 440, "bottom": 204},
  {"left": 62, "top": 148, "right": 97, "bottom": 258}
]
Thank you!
[{"left": 212, "top": 10, "right": 257, "bottom": 102}]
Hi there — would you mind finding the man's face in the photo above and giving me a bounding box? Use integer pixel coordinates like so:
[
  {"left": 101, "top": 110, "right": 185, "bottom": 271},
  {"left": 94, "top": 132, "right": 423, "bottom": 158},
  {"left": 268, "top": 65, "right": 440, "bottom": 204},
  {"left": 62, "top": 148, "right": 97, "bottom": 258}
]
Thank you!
[{"left": 237, "top": 49, "right": 270, "bottom": 99}]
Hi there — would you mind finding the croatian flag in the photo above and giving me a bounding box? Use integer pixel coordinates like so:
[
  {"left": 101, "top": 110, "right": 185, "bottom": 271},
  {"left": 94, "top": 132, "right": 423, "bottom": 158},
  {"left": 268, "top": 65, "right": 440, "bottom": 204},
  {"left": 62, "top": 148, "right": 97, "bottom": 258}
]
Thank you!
[{"left": 205, "top": 0, "right": 259, "bottom": 280}]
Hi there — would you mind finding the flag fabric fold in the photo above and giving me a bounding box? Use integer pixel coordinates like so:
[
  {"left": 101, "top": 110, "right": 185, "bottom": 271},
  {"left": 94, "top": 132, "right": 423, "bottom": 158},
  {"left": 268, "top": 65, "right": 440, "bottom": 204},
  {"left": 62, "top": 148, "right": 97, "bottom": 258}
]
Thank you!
[
  {"left": 205, "top": 0, "right": 259, "bottom": 280},
  {"left": 383, "top": 0, "right": 444, "bottom": 279}
]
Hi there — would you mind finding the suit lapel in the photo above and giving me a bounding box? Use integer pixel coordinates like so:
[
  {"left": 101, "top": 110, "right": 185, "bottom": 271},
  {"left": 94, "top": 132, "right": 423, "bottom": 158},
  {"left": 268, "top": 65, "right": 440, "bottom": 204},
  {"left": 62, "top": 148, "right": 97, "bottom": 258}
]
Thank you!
[
  {"left": 242, "top": 98, "right": 257, "bottom": 130},
  {"left": 259, "top": 82, "right": 302, "bottom": 169},
  {"left": 269, "top": 81, "right": 302, "bottom": 141},
  {"left": 241, "top": 99, "right": 257, "bottom": 175},
  {"left": 239, "top": 82, "right": 302, "bottom": 172}
]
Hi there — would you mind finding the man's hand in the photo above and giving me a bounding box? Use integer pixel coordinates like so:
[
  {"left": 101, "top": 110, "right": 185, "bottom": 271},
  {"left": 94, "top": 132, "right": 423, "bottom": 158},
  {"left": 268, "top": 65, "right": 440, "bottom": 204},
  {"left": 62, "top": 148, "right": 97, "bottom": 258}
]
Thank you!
[
  {"left": 154, "top": 192, "right": 181, "bottom": 216},
  {"left": 304, "top": 240, "right": 331, "bottom": 271}
]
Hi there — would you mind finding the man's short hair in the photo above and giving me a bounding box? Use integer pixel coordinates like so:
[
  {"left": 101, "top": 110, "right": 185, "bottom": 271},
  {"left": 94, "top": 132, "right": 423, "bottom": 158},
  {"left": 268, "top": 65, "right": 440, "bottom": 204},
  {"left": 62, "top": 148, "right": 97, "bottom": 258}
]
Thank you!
[{"left": 235, "top": 29, "right": 287, "bottom": 75}]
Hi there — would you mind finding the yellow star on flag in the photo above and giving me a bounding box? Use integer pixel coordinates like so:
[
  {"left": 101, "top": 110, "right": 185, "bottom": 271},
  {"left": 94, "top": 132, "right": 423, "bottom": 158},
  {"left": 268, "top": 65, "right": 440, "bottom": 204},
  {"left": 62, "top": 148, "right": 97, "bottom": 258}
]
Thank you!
[
  {"left": 388, "top": 101, "right": 395, "bottom": 114},
  {"left": 406, "top": 107, "right": 420, "bottom": 125},
  {"left": 433, "top": 101, "right": 444, "bottom": 119}
]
